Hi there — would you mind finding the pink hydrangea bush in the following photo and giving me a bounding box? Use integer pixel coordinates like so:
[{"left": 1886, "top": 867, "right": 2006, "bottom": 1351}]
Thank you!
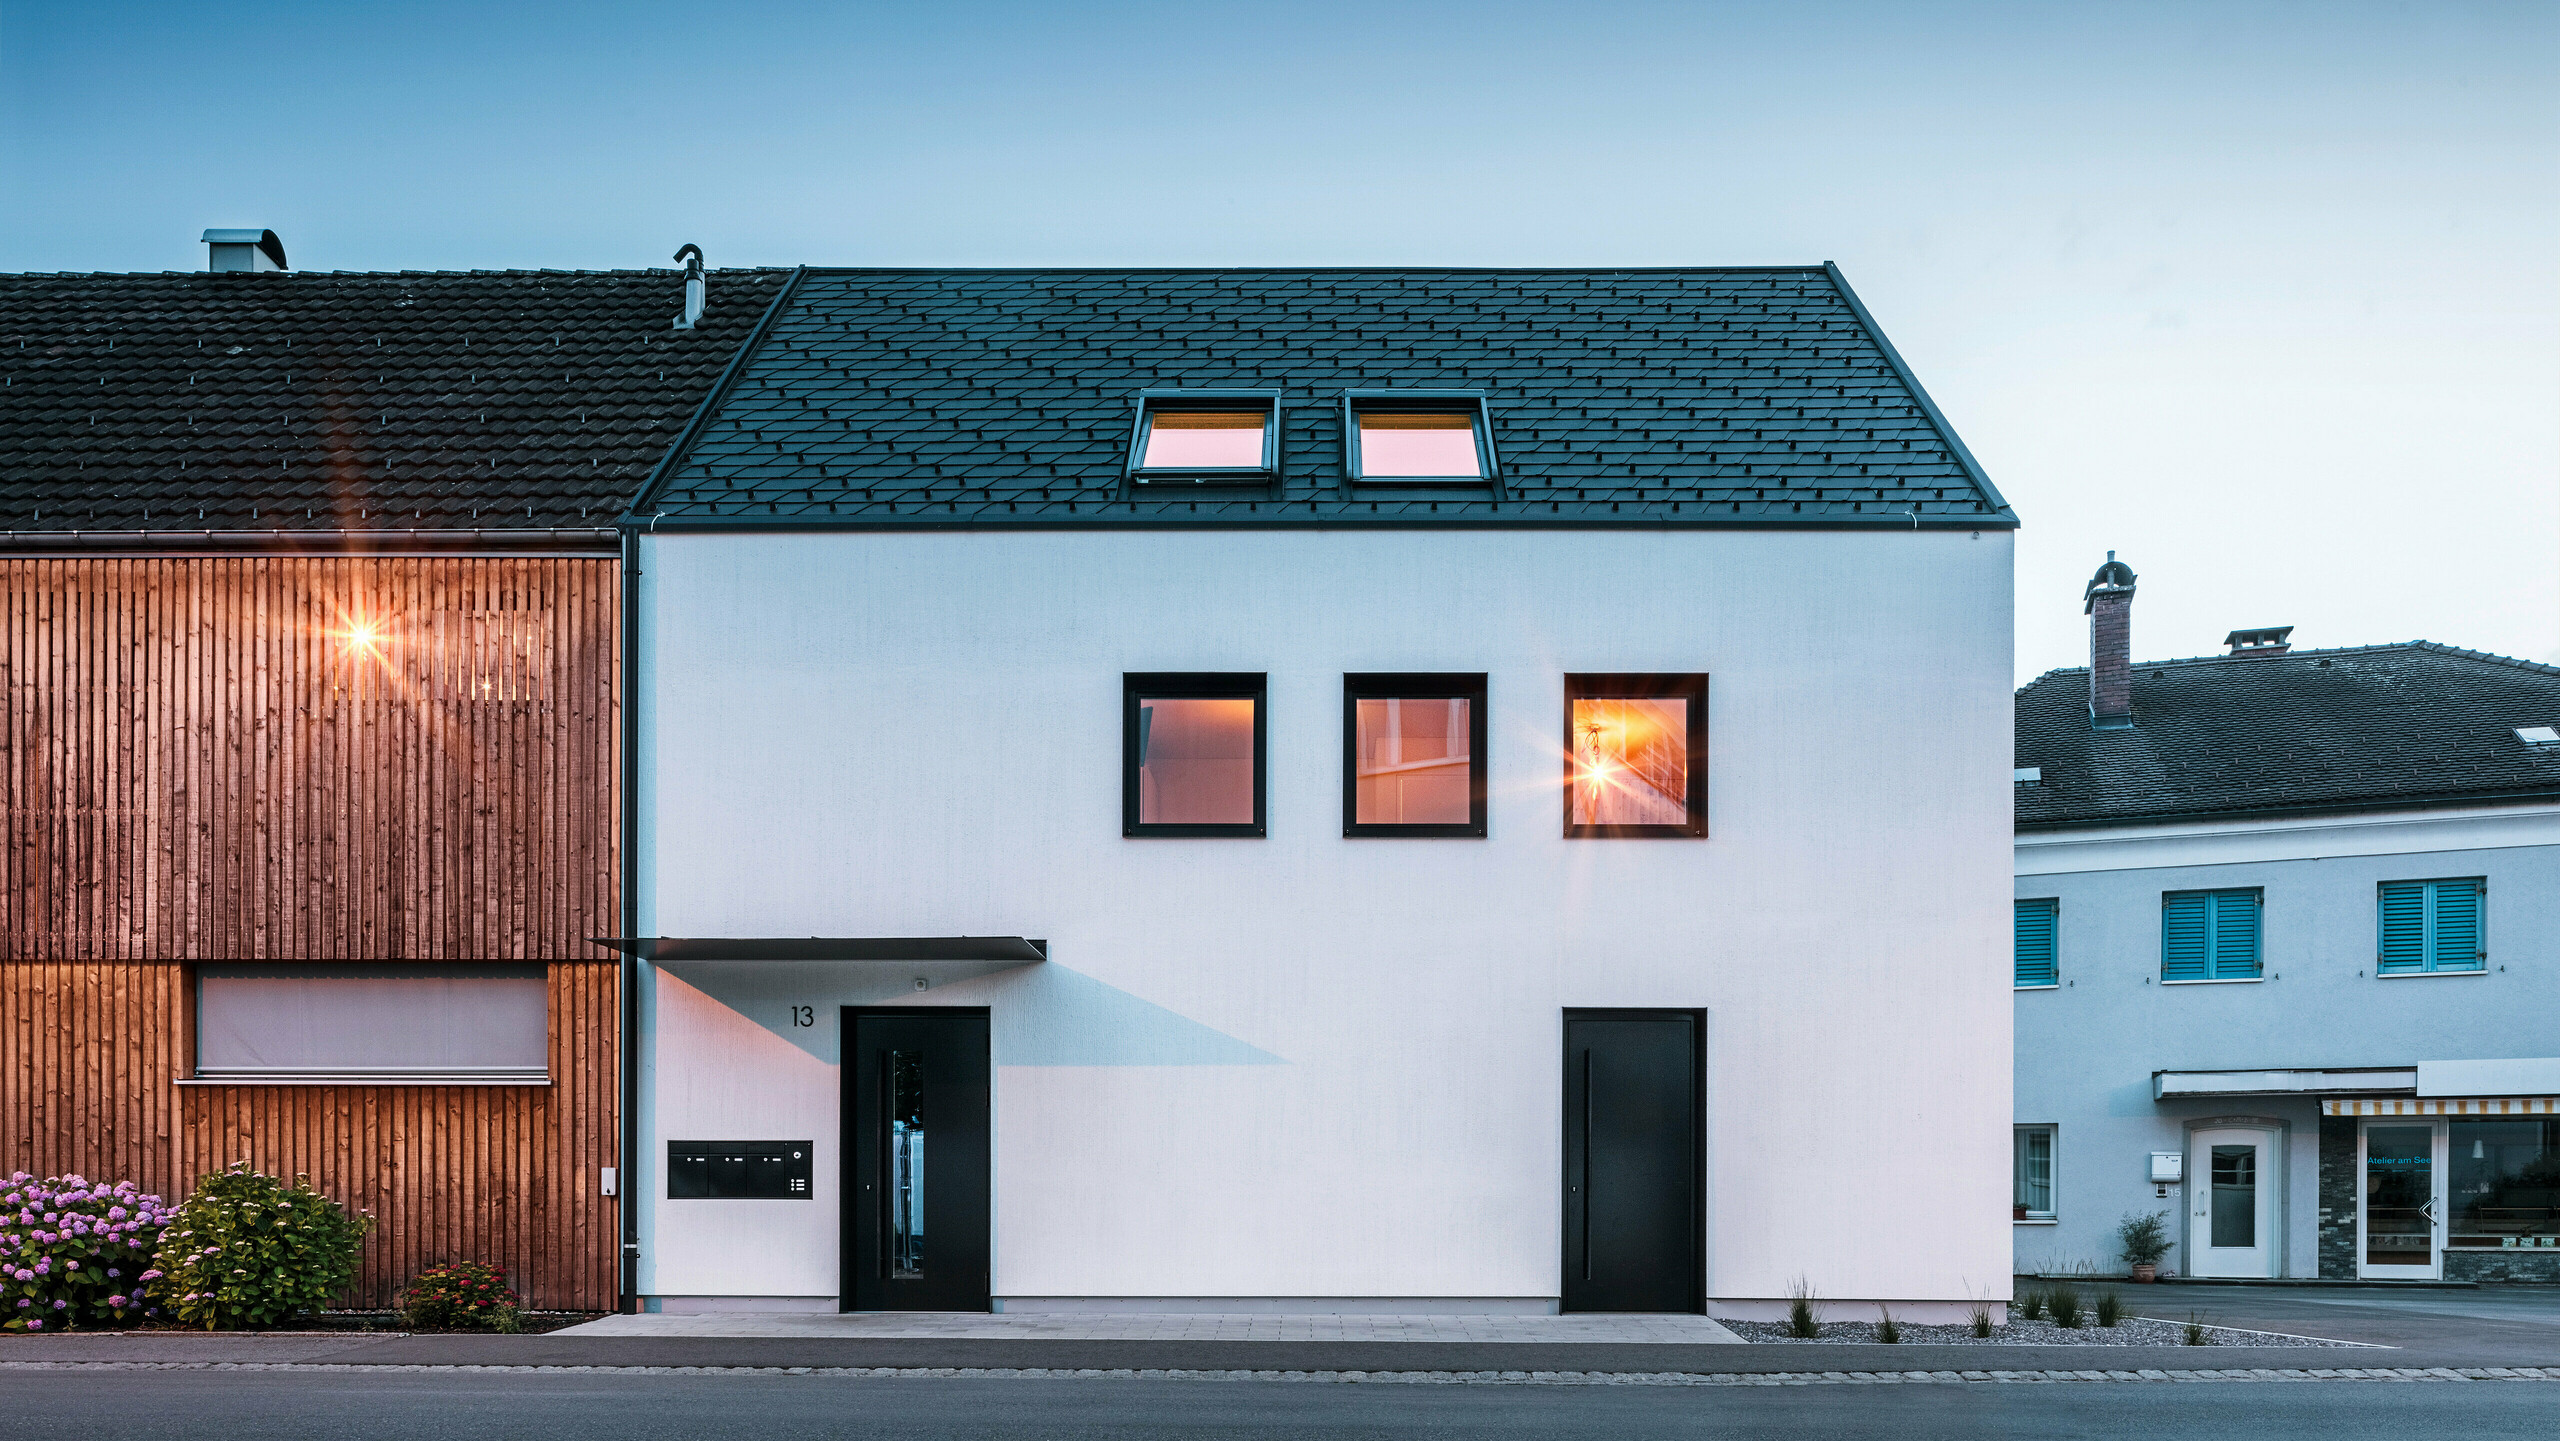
[{"left": 0, "top": 1172, "right": 173, "bottom": 1332}]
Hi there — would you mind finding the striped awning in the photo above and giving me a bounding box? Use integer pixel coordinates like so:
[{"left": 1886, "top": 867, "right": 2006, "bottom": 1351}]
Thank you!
[{"left": 2323, "top": 1096, "right": 2560, "bottom": 1116}]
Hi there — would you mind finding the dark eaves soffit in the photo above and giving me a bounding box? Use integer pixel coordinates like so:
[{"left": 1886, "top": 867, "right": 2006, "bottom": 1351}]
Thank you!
[{"left": 621, "top": 264, "right": 2019, "bottom": 534}]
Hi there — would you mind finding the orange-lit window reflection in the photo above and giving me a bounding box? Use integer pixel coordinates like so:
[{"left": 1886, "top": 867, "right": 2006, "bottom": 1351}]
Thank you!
[
  {"left": 1354, "top": 697, "right": 1472, "bottom": 826},
  {"left": 1141, "top": 411, "right": 1267, "bottom": 469},
  {"left": 1137, "top": 696, "right": 1258, "bottom": 825},
  {"left": 1357, "top": 411, "right": 1481, "bottom": 477},
  {"left": 1570, "top": 698, "right": 1688, "bottom": 828}
]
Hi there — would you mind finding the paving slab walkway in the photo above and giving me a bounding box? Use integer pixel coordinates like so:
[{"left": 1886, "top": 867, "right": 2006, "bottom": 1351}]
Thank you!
[{"left": 554, "top": 1311, "right": 1744, "bottom": 1343}]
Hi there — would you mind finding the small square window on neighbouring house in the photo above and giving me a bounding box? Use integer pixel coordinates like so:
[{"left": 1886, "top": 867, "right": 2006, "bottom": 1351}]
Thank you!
[
  {"left": 1127, "top": 393, "right": 1278, "bottom": 484},
  {"left": 2162, "top": 888, "right": 2261, "bottom": 981},
  {"left": 2378, "top": 878, "right": 2485, "bottom": 974},
  {"left": 1563, "top": 674, "right": 1708, "bottom": 838},
  {"left": 1344, "top": 674, "right": 1488, "bottom": 837},
  {"left": 2015, "top": 1125, "right": 2056, "bottom": 1220},
  {"left": 1344, "top": 393, "right": 1496, "bottom": 484},
  {"left": 1124, "top": 673, "right": 1266, "bottom": 837},
  {"left": 2014, "top": 898, "right": 2059, "bottom": 987}
]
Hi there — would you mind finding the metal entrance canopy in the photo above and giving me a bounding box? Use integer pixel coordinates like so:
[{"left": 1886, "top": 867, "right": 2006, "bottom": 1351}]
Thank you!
[{"left": 589, "top": 936, "right": 1047, "bottom": 963}]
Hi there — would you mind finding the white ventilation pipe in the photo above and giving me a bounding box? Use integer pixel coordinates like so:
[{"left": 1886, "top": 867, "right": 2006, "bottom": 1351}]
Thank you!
[{"left": 672, "top": 244, "right": 705, "bottom": 330}]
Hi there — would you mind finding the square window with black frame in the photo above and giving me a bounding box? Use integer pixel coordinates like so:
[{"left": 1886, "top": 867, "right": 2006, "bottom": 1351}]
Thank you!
[
  {"left": 1563, "top": 674, "right": 1708, "bottom": 838},
  {"left": 1344, "top": 673, "right": 1488, "bottom": 837},
  {"left": 1125, "top": 673, "right": 1267, "bottom": 837},
  {"left": 666, "top": 1141, "right": 812, "bottom": 1199},
  {"left": 1127, "top": 392, "right": 1278, "bottom": 486},
  {"left": 1345, "top": 392, "right": 1497, "bottom": 485}
]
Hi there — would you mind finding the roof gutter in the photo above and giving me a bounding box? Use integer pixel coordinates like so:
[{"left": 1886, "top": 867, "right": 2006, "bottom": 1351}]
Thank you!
[{"left": 2017, "top": 788, "right": 2560, "bottom": 834}]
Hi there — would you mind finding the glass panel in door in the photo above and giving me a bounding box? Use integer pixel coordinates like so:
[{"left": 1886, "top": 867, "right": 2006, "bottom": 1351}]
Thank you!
[{"left": 2362, "top": 1121, "right": 2444, "bottom": 1278}]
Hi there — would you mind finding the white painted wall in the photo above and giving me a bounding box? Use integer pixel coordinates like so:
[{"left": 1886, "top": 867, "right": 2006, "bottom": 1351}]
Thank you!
[
  {"left": 2013, "top": 806, "right": 2560, "bottom": 1277},
  {"left": 635, "top": 527, "right": 2014, "bottom": 1312}
]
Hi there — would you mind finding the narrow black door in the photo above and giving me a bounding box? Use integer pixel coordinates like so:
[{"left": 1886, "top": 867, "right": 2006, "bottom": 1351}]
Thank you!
[
  {"left": 1562, "top": 1012, "right": 1700, "bottom": 1313},
  {"left": 845, "top": 1009, "right": 991, "bottom": 1311}
]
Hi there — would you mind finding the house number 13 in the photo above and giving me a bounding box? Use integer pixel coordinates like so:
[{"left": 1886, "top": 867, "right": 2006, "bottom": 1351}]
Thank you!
[{"left": 789, "top": 1006, "right": 815, "bottom": 1028}]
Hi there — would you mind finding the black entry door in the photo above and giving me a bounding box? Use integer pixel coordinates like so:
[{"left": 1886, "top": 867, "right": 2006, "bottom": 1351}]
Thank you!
[
  {"left": 1562, "top": 1012, "right": 1701, "bottom": 1313},
  {"left": 844, "top": 1009, "right": 991, "bottom": 1311}
]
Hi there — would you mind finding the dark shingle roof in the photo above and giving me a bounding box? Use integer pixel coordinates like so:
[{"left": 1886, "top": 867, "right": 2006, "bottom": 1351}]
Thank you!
[
  {"left": 2015, "top": 643, "right": 2560, "bottom": 829},
  {"left": 634, "top": 265, "right": 2015, "bottom": 530},
  {"left": 0, "top": 268, "right": 784, "bottom": 540}
]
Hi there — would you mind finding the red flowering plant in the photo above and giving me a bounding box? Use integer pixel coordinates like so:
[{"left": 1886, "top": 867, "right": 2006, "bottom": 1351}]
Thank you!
[
  {"left": 0, "top": 1171, "right": 174, "bottom": 1332},
  {"left": 399, "top": 1261, "right": 522, "bottom": 1332}
]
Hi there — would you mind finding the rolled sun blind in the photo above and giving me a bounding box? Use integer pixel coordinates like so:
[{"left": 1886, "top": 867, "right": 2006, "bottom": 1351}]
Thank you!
[
  {"left": 1149, "top": 411, "right": 1264, "bottom": 430},
  {"left": 1358, "top": 412, "right": 1474, "bottom": 430},
  {"left": 2014, "top": 900, "right": 2058, "bottom": 986}
]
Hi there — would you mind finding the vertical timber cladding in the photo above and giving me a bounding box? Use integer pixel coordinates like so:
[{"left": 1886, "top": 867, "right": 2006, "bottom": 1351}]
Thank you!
[{"left": 0, "top": 556, "right": 620, "bottom": 1310}]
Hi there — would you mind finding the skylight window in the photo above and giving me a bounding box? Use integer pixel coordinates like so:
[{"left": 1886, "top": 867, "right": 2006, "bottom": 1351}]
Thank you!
[
  {"left": 1127, "top": 392, "right": 1278, "bottom": 484},
  {"left": 1345, "top": 392, "right": 1497, "bottom": 485},
  {"left": 2518, "top": 726, "right": 2560, "bottom": 746}
]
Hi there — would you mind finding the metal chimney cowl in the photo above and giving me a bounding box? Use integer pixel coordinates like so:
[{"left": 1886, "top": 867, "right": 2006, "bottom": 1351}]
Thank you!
[
  {"left": 202, "top": 229, "right": 287, "bottom": 272},
  {"left": 672, "top": 244, "right": 705, "bottom": 330}
]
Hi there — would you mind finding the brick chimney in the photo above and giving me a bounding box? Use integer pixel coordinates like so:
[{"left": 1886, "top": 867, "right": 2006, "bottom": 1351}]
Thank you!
[{"left": 2084, "top": 552, "right": 2137, "bottom": 730}]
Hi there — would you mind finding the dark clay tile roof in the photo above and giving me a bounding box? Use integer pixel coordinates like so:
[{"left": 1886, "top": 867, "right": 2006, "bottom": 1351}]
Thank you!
[
  {"left": 634, "top": 266, "right": 2015, "bottom": 530},
  {"left": 0, "top": 268, "right": 784, "bottom": 540},
  {"left": 2015, "top": 643, "right": 2560, "bottom": 829}
]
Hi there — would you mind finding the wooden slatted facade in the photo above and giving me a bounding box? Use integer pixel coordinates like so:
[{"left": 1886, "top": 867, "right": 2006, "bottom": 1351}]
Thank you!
[{"left": 0, "top": 555, "right": 620, "bottom": 1310}]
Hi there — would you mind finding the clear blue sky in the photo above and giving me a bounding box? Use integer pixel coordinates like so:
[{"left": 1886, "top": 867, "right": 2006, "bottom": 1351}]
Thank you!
[{"left": 7, "top": 1, "right": 2553, "bottom": 681}]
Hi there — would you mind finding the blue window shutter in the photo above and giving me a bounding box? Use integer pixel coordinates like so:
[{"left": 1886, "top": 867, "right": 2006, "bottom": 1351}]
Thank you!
[
  {"left": 2430, "top": 880, "right": 2482, "bottom": 972},
  {"left": 2378, "top": 882, "right": 2426, "bottom": 974},
  {"left": 2015, "top": 900, "right": 2058, "bottom": 986},
  {"left": 2162, "top": 894, "right": 2210, "bottom": 981},
  {"left": 2211, "top": 890, "right": 2261, "bottom": 978}
]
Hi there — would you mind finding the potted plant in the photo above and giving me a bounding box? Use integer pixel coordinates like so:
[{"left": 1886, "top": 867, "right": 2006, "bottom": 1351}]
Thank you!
[
  {"left": 2014, "top": 1203, "right": 2028, "bottom": 1221},
  {"left": 2118, "top": 1210, "right": 2172, "bottom": 1282}
]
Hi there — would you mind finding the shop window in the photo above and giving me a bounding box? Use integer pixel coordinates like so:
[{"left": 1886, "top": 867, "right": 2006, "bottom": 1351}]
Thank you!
[
  {"left": 2014, "top": 1126, "right": 2056, "bottom": 1220},
  {"left": 2015, "top": 898, "right": 2059, "bottom": 987},
  {"left": 1563, "top": 674, "right": 1708, "bottom": 838},
  {"left": 1124, "top": 673, "right": 1266, "bottom": 837},
  {"left": 2449, "top": 1120, "right": 2560, "bottom": 1252},
  {"left": 1344, "top": 673, "right": 1487, "bottom": 837},
  {"left": 194, "top": 963, "right": 548, "bottom": 1082},
  {"left": 2162, "top": 888, "right": 2260, "bottom": 981},
  {"left": 2378, "top": 879, "right": 2485, "bottom": 974}
]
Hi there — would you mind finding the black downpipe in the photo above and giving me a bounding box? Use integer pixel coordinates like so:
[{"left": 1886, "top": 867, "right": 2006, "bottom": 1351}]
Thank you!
[{"left": 618, "top": 527, "right": 641, "bottom": 1311}]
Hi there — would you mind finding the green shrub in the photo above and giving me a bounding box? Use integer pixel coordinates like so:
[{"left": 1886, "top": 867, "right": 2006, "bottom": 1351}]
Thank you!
[
  {"left": 0, "top": 1172, "right": 174, "bottom": 1332},
  {"left": 2049, "top": 1279, "right": 2084, "bottom": 1329},
  {"left": 1785, "top": 1277, "right": 1821, "bottom": 1339},
  {"left": 399, "top": 1261, "right": 521, "bottom": 1332},
  {"left": 153, "top": 1164, "right": 372, "bottom": 1331},
  {"left": 2117, "top": 1211, "right": 2173, "bottom": 1269}
]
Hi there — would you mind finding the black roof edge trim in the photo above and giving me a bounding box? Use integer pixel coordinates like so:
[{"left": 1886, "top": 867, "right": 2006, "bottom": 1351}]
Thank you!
[
  {"left": 621, "top": 265, "right": 808, "bottom": 527},
  {"left": 1823, "top": 261, "right": 2015, "bottom": 521},
  {"left": 2017, "top": 788, "right": 2560, "bottom": 834},
  {"left": 781, "top": 264, "right": 1835, "bottom": 278},
  {"left": 620, "top": 514, "right": 2015, "bottom": 536},
  {"left": 0, "top": 527, "right": 619, "bottom": 557}
]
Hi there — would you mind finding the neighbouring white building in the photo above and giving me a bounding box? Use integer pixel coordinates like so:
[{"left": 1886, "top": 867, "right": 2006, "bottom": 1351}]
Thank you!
[
  {"left": 611, "top": 266, "right": 2018, "bottom": 1318},
  {"left": 2014, "top": 557, "right": 2560, "bottom": 1282}
]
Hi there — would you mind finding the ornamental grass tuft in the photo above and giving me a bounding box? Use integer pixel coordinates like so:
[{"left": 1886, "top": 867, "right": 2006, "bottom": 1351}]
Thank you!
[
  {"left": 1874, "top": 1305, "right": 1901, "bottom": 1344},
  {"left": 1785, "top": 1277, "right": 1821, "bottom": 1339},
  {"left": 2048, "top": 1279, "right": 2084, "bottom": 1329},
  {"left": 0, "top": 1172, "right": 174, "bottom": 1332},
  {"left": 2015, "top": 1286, "right": 2046, "bottom": 1322},
  {"left": 400, "top": 1261, "right": 522, "bottom": 1332},
  {"left": 2094, "top": 1288, "right": 2123, "bottom": 1327},
  {"left": 153, "top": 1163, "right": 372, "bottom": 1331}
]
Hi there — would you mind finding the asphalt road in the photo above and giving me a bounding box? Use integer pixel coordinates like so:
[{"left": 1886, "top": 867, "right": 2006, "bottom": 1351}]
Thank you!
[{"left": 4, "top": 1371, "right": 2557, "bottom": 1441}]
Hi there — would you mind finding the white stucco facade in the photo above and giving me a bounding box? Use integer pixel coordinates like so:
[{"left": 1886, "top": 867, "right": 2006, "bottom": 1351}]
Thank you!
[{"left": 631, "top": 525, "right": 2015, "bottom": 1317}]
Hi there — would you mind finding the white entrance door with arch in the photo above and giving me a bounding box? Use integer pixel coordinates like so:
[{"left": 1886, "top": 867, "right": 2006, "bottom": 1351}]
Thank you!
[{"left": 2187, "top": 1125, "right": 2280, "bottom": 1278}]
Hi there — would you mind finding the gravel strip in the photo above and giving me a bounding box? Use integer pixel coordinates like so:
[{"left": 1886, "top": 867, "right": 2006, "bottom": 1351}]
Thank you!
[
  {"left": 1724, "top": 1316, "right": 2365, "bottom": 1348},
  {"left": 0, "top": 1360, "right": 2543, "bottom": 1385}
]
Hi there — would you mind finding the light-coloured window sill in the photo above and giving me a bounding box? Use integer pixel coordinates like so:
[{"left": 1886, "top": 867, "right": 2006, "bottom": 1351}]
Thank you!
[
  {"left": 178, "top": 1074, "right": 551, "bottom": 1087},
  {"left": 2014, "top": 1217, "right": 2058, "bottom": 1226},
  {"left": 2014, "top": 983, "right": 2061, "bottom": 991},
  {"left": 2160, "top": 977, "right": 2263, "bottom": 986},
  {"left": 2375, "top": 968, "right": 2486, "bottom": 979}
]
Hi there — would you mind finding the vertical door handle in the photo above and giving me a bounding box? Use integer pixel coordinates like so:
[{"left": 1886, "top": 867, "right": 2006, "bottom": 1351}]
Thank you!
[{"left": 1580, "top": 1049, "right": 1594, "bottom": 1282}]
